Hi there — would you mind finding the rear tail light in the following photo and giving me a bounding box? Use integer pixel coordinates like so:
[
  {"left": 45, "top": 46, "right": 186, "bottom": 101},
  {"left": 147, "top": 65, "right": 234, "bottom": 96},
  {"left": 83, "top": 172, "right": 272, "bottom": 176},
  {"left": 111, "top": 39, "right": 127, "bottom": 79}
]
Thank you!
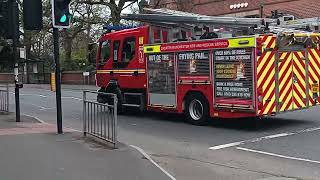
[{"left": 256, "top": 38, "right": 263, "bottom": 56}]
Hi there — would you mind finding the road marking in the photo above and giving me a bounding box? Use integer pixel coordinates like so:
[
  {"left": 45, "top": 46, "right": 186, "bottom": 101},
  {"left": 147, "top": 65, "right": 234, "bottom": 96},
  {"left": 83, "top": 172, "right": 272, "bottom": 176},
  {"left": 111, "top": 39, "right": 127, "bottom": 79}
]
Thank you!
[
  {"left": 10, "top": 92, "right": 47, "bottom": 98},
  {"left": 61, "top": 97, "right": 83, "bottom": 101},
  {"left": 11, "top": 92, "right": 83, "bottom": 101},
  {"left": 21, "top": 102, "right": 54, "bottom": 111},
  {"left": 209, "top": 127, "right": 320, "bottom": 150},
  {"left": 209, "top": 142, "right": 244, "bottom": 150},
  {"left": 39, "top": 107, "right": 56, "bottom": 111},
  {"left": 236, "top": 147, "right": 320, "bottom": 164},
  {"left": 22, "top": 114, "right": 48, "bottom": 124},
  {"left": 130, "top": 145, "right": 176, "bottom": 180}
]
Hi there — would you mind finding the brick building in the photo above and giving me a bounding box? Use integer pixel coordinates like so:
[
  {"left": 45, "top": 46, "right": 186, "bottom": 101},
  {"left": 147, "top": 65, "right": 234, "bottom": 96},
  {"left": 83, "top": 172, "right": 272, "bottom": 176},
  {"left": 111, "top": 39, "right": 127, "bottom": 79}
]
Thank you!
[{"left": 149, "top": 0, "right": 320, "bottom": 19}]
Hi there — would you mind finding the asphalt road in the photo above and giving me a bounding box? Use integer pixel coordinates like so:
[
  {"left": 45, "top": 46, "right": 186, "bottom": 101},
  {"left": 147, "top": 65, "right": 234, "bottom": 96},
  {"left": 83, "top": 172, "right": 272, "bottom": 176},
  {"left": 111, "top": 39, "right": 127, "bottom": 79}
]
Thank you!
[{"left": 8, "top": 86, "right": 320, "bottom": 180}]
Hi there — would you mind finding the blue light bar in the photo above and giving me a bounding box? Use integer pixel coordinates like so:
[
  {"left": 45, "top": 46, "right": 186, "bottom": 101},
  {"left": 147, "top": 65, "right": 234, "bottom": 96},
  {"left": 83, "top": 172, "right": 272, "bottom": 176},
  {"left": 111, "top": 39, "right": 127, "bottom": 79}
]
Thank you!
[{"left": 103, "top": 25, "right": 139, "bottom": 31}]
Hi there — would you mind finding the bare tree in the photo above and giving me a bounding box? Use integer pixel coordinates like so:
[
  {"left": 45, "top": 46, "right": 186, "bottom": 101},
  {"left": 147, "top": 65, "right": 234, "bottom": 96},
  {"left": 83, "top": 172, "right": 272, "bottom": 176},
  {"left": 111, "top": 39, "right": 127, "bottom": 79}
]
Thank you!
[
  {"left": 151, "top": 0, "right": 195, "bottom": 12},
  {"left": 79, "top": 0, "right": 139, "bottom": 25},
  {"left": 61, "top": 1, "right": 106, "bottom": 69}
]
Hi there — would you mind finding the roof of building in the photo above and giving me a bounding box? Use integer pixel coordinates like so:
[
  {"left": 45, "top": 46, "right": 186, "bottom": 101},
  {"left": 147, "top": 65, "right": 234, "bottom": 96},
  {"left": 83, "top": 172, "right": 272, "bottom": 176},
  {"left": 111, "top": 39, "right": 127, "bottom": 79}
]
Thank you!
[{"left": 156, "top": 0, "right": 320, "bottom": 19}]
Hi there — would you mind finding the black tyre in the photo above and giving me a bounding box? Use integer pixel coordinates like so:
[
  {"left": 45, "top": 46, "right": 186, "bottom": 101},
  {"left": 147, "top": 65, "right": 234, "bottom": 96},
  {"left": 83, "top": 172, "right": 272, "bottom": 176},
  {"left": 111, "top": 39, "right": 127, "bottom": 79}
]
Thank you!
[{"left": 184, "top": 93, "right": 209, "bottom": 126}]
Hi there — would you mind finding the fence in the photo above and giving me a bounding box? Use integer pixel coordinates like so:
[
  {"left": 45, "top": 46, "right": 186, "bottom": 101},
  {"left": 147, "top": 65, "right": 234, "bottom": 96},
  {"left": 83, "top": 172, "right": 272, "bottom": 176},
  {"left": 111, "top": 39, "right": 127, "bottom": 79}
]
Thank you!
[
  {"left": 83, "top": 91, "right": 118, "bottom": 148},
  {"left": 0, "top": 84, "right": 9, "bottom": 112}
]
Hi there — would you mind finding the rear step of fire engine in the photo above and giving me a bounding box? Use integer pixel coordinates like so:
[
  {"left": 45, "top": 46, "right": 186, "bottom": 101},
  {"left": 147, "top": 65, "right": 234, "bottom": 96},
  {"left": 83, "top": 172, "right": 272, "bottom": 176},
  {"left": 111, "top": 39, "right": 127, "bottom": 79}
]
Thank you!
[{"left": 122, "top": 92, "right": 145, "bottom": 110}]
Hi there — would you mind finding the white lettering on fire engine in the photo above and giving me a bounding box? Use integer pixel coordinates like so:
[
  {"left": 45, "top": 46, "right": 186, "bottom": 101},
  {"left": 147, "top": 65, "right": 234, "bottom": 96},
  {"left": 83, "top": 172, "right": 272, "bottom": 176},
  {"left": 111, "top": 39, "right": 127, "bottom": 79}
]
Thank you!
[
  {"left": 178, "top": 52, "right": 208, "bottom": 60},
  {"left": 148, "top": 54, "right": 170, "bottom": 62}
]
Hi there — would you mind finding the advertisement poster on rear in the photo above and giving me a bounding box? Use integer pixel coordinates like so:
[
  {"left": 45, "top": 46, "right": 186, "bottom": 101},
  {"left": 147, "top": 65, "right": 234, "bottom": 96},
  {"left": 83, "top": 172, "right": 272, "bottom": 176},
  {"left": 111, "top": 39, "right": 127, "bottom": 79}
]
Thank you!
[{"left": 213, "top": 48, "right": 254, "bottom": 108}]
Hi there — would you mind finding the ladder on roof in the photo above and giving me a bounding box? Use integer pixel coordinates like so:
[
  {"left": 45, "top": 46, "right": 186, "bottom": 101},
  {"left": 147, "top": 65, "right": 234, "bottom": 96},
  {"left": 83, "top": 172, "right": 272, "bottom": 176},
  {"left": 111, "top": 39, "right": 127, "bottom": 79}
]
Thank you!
[{"left": 122, "top": 8, "right": 320, "bottom": 35}]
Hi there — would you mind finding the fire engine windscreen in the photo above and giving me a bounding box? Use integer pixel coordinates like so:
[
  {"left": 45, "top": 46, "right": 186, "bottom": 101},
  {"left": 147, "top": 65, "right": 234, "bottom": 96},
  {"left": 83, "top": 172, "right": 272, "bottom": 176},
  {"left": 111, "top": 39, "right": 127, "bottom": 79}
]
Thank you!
[{"left": 99, "top": 40, "right": 111, "bottom": 63}]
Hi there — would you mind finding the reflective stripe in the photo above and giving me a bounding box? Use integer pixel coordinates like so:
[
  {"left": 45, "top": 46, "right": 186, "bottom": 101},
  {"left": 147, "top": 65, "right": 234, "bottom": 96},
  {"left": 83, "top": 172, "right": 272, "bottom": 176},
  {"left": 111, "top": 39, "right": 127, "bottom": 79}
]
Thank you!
[
  {"left": 97, "top": 69, "right": 146, "bottom": 74},
  {"left": 228, "top": 37, "right": 255, "bottom": 48},
  {"left": 257, "top": 35, "right": 276, "bottom": 115}
]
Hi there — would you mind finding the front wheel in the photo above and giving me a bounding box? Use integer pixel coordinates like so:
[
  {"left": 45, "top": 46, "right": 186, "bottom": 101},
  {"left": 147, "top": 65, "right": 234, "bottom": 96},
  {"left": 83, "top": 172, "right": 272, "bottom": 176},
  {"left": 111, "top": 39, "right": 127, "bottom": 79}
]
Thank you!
[{"left": 184, "top": 94, "right": 209, "bottom": 126}]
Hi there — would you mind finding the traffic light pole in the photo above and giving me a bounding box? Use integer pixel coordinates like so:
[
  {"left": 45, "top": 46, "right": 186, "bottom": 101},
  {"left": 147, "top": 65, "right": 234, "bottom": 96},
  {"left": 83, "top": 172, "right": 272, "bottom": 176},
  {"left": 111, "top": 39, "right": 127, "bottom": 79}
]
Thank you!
[
  {"left": 12, "top": 0, "right": 20, "bottom": 122},
  {"left": 53, "top": 27, "right": 63, "bottom": 134}
]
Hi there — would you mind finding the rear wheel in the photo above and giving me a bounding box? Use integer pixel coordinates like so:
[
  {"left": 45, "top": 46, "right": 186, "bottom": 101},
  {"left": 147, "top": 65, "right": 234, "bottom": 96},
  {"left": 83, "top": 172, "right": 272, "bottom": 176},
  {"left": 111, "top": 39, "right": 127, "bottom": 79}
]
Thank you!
[{"left": 185, "top": 93, "right": 209, "bottom": 126}]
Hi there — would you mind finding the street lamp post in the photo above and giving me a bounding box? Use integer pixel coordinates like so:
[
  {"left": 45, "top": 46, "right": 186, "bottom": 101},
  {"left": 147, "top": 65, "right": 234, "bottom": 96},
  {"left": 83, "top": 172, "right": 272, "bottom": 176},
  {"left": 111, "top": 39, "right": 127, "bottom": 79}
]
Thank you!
[{"left": 259, "top": 0, "right": 264, "bottom": 18}]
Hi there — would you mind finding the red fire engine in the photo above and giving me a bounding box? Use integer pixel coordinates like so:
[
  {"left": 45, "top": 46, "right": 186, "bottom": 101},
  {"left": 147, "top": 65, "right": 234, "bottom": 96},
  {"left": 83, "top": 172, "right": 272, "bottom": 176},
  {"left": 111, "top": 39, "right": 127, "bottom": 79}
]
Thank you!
[{"left": 95, "top": 9, "right": 320, "bottom": 125}]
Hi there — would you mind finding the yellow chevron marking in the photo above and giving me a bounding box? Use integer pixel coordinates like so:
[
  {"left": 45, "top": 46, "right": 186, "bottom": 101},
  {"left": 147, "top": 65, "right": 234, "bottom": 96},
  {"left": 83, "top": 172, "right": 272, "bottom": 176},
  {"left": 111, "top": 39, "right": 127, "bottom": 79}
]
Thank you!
[
  {"left": 279, "top": 53, "right": 290, "bottom": 74},
  {"left": 297, "top": 51, "right": 305, "bottom": 59},
  {"left": 292, "top": 52, "right": 307, "bottom": 110},
  {"left": 279, "top": 80, "right": 292, "bottom": 100},
  {"left": 263, "top": 98, "right": 275, "bottom": 114},
  {"left": 258, "top": 53, "right": 274, "bottom": 85},
  {"left": 293, "top": 93, "right": 305, "bottom": 108},
  {"left": 265, "top": 36, "right": 273, "bottom": 47},
  {"left": 278, "top": 52, "right": 293, "bottom": 112},
  {"left": 308, "top": 50, "right": 320, "bottom": 105},
  {"left": 263, "top": 72, "right": 275, "bottom": 100},
  {"left": 270, "top": 37, "right": 276, "bottom": 48},
  {"left": 257, "top": 51, "right": 272, "bottom": 72},
  {"left": 279, "top": 67, "right": 292, "bottom": 89},
  {"left": 293, "top": 68, "right": 305, "bottom": 87},
  {"left": 281, "top": 91, "right": 293, "bottom": 111},
  {"left": 294, "top": 82, "right": 306, "bottom": 98},
  {"left": 263, "top": 81, "right": 276, "bottom": 101}
]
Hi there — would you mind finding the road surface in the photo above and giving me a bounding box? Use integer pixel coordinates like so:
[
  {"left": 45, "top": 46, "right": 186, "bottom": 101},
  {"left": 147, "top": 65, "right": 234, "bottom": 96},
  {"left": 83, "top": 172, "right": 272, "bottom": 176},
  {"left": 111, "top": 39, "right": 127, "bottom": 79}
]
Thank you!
[{"left": 9, "top": 86, "right": 320, "bottom": 180}]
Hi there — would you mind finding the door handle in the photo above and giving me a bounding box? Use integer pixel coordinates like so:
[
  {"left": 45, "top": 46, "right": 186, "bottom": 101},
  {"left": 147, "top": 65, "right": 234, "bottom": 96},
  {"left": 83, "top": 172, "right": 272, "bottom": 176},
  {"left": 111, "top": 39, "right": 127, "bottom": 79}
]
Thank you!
[
  {"left": 133, "top": 71, "right": 138, "bottom": 76},
  {"left": 293, "top": 76, "right": 298, "bottom": 83}
]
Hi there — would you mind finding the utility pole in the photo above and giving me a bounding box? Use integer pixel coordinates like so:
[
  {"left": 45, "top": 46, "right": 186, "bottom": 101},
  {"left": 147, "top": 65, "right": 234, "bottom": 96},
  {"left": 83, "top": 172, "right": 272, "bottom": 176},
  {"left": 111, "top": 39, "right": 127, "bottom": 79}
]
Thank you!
[
  {"left": 51, "top": 0, "right": 72, "bottom": 134},
  {"left": 12, "top": 0, "right": 20, "bottom": 122},
  {"left": 53, "top": 28, "right": 63, "bottom": 134},
  {"left": 259, "top": 0, "right": 264, "bottom": 18}
]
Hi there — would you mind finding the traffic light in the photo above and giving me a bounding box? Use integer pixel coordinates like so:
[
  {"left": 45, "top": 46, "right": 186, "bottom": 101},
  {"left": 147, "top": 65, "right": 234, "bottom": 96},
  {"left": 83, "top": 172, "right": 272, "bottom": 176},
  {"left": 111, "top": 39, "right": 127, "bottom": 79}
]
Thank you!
[
  {"left": 52, "top": 0, "right": 72, "bottom": 28},
  {"left": 0, "top": 0, "right": 14, "bottom": 39},
  {"left": 23, "top": 0, "right": 43, "bottom": 30}
]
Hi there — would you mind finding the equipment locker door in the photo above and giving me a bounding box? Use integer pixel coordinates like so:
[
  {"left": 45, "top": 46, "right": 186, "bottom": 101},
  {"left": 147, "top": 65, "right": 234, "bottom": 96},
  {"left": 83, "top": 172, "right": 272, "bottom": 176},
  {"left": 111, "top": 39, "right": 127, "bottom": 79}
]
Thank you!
[
  {"left": 147, "top": 53, "right": 176, "bottom": 107},
  {"left": 292, "top": 51, "right": 307, "bottom": 110},
  {"left": 277, "top": 51, "right": 308, "bottom": 112}
]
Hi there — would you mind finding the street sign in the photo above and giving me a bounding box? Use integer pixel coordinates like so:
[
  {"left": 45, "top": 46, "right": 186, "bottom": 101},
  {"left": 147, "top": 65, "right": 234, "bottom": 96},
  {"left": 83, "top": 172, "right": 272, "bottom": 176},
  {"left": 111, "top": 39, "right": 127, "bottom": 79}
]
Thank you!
[{"left": 83, "top": 72, "right": 90, "bottom": 76}]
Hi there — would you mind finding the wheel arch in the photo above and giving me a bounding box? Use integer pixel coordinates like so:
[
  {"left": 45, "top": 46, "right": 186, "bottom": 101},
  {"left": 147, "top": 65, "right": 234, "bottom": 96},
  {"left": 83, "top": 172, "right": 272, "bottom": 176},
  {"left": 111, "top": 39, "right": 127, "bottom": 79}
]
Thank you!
[{"left": 182, "top": 91, "right": 209, "bottom": 111}]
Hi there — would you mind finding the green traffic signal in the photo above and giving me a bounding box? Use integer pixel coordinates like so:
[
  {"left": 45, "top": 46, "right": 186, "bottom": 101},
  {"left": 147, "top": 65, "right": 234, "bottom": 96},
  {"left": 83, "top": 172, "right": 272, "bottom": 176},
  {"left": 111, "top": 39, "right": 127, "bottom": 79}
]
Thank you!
[
  {"left": 52, "top": 0, "right": 72, "bottom": 28},
  {"left": 60, "top": 14, "right": 67, "bottom": 23}
]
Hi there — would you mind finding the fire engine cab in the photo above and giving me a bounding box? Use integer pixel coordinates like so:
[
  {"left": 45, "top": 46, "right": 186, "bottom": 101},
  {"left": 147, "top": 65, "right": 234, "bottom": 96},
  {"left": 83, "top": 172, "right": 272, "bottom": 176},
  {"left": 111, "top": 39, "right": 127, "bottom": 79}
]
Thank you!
[{"left": 95, "top": 9, "right": 320, "bottom": 125}]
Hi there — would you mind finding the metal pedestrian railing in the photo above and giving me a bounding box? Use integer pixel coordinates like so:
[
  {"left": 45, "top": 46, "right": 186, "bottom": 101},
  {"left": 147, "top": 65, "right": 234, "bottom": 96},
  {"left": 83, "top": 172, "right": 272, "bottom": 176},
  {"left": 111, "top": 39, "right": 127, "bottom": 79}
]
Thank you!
[
  {"left": 83, "top": 91, "right": 118, "bottom": 148},
  {"left": 0, "top": 84, "right": 9, "bottom": 113}
]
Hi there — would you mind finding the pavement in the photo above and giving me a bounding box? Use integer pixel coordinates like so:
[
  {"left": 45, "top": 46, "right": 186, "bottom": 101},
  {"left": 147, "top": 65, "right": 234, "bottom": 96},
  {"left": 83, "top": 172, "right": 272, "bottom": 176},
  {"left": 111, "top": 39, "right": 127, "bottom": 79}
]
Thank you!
[
  {"left": 0, "top": 113, "right": 171, "bottom": 180},
  {"left": 5, "top": 84, "right": 320, "bottom": 180}
]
